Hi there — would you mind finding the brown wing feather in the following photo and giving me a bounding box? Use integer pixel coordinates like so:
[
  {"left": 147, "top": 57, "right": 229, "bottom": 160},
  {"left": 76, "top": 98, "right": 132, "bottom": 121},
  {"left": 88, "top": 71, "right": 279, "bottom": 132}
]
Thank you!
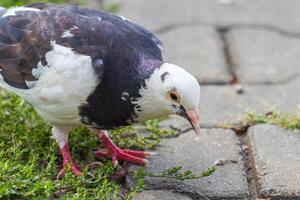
[
  {"left": 0, "top": 7, "right": 49, "bottom": 89},
  {"left": 0, "top": 3, "right": 103, "bottom": 89}
]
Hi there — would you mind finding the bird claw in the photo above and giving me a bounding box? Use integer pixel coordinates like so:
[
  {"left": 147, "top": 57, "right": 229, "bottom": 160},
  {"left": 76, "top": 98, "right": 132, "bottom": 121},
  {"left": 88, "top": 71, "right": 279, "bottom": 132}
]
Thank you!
[
  {"left": 95, "top": 148, "right": 150, "bottom": 166},
  {"left": 96, "top": 130, "right": 152, "bottom": 167},
  {"left": 56, "top": 163, "right": 82, "bottom": 179}
]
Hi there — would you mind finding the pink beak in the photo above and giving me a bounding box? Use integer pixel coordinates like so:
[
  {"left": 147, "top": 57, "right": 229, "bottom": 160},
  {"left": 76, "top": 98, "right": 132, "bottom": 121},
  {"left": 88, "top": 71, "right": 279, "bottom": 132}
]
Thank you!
[
  {"left": 178, "top": 106, "right": 200, "bottom": 135},
  {"left": 186, "top": 109, "right": 200, "bottom": 135}
]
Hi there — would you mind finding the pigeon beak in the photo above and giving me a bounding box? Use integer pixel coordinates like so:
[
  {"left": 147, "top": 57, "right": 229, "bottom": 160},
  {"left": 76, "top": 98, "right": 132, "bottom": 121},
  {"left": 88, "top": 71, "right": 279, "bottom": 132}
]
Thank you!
[{"left": 178, "top": 106, "right": 200, "bottom": 135}]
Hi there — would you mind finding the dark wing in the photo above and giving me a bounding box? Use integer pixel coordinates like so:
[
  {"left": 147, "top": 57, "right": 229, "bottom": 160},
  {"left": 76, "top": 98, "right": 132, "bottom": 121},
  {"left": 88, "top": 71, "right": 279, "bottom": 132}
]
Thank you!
[
  {"left": 62, "top": 5, "right": 164, "bottom": 55},
  {"left": 0, "top": 8, "right": 37, "bottom": 88},
  {"left": 0, "top": 4, "right": 105, "bottom": 89},
  {"left": 0, "top": 3, "right": 163, "bottom": 89}
]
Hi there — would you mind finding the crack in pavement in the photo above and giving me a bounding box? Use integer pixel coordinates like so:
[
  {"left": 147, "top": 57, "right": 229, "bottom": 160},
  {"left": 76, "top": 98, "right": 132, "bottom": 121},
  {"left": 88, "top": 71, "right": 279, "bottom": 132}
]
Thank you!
[
  {"left": 237, "top": 72, "right": 300, "bottom": 86},
  {"left": 216, "top": 27, "right": 239, "bottom": 85},
  {"left": 155, "top": 21, "right": 300, "bottom": 39},
  {"left": 224, "top": 23, "right": 300, "bottom": 39},
  {"left": 238, "top": 132, "right": 259, "bottom": 200}
]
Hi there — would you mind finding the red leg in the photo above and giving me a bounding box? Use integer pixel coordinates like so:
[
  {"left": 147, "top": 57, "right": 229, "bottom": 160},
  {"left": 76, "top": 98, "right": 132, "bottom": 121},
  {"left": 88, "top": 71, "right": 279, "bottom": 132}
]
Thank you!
[
  {"left": 57, "top": 144, "right": 82, "bottom": 179},
  {"left": 95, "top": 130, "right": 152, "bottom": 167}
]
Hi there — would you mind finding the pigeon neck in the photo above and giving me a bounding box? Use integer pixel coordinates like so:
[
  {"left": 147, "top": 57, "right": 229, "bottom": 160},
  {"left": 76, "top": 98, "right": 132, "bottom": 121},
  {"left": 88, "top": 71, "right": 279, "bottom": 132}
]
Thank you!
[{"left": 137, "top": 57, "right": 163, "bottom": 80}]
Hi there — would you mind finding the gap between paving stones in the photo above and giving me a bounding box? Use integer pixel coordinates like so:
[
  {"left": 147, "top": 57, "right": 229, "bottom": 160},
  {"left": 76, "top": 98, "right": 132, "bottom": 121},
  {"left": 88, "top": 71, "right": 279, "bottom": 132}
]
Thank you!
[
  {"left": 133, "top": 190, "right": 203, "bottom": 200},
  {"left": 238, "top": 128, "right": 259, "bottom": 200},
  {"left": 233, "top": 74, "right": 300, "bottom": 86},
  {"left": 217, "top": 123, "right": 259, "bottom": 200},
  {"left": 216, "top": 27, "right": 238, "bottom": 85},
  {"left": 156, "top": 22, "right": 300, "bottom": 39},
  {"left": 144, "top": 189, "right": 213, "bottom": 200}
]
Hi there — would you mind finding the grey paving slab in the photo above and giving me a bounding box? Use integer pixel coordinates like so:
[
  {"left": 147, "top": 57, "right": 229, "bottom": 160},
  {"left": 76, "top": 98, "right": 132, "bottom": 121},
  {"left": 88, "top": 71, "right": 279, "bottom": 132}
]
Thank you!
[
  {"left": 228, "top": 29, "right": 300, "bottom": 84},
  {"left": 248, "top": 125, "right": 300, "bottom": 198},
  {"left": 127, "top": 129, "right": 249, "bottom": 199},
  {"left": 197, "top": 77, "right": 300, "bottom": 127},
  {"left": 158, "top": 26, "right": 229, "bottom": 84},
  {"left": 200, "top": 85, "right": 243, "bottom": 127},
  {"left": 119, "top": 0, "right": 213, "bottom": 31},
  {"left": 133, "top": 190, "right": 192, "bottom": 200},
  {"left": 240, "top": 77, "right": 300, "bottom": 112},
  {"left": 159, "top": 115, "right": 191, "bottom": 132},
  {"left": 119, "top": 0, "right": 300, "bottom": 33}
]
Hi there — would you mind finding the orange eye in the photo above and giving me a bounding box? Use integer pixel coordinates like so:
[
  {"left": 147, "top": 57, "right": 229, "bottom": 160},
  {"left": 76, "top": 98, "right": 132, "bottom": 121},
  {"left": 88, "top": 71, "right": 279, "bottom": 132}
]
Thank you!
[{"left": 167, "top": 91, "right": 180, "bottom": 103}]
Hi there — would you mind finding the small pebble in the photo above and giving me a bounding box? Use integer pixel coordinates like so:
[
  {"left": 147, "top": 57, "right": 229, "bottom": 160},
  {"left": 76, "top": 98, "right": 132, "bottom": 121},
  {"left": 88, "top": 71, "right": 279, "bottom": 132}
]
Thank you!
[
  {"left": 217, "top": 0, "right": 235, "bottom": 6},
  {"left": 241, "top": 144, "right": 249, "bottom": 152},
  {"left": 235, "top": 84, "right": 244, "bottom": 94}
]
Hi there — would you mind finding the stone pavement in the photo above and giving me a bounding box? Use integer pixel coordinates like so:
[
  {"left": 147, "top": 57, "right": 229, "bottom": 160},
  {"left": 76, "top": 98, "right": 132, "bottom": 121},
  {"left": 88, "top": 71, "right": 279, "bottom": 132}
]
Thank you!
[{"left": 117, "top": 0, "right": 300, "bottom": 199}]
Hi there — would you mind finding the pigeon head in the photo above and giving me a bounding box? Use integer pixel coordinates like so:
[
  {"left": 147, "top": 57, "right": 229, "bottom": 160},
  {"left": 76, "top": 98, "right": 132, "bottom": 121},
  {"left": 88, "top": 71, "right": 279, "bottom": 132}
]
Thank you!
[{"left": 133, "top": 63, "right": 201, "bottom": 135}]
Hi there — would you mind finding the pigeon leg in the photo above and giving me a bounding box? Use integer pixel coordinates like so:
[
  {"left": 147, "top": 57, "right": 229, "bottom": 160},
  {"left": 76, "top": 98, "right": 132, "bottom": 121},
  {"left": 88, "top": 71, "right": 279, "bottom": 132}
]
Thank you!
[
  {"left": 57, "top": 144, "right": 82, "bottom": 179},
  {"left": 95, "top": 130, "right": 151, "bottom": 167},
  {"left": 52, "top": 126, "right": 82, "bottom": 178}
]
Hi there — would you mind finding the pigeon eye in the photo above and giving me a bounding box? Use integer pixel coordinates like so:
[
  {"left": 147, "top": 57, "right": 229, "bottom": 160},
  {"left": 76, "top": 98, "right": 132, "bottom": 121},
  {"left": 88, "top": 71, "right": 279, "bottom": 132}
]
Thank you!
[{"left": 167, "top": 91, "right": 180, "bottom": 103}]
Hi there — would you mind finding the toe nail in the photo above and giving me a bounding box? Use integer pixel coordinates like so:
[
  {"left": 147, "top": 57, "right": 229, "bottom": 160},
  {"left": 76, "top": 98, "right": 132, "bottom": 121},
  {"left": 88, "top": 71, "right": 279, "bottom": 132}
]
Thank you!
[
  {"left": 144, "top": 159, "right": 150, "bottom": 167},
  {"left": 145, "top": 151, "right": 157, "bottom": 156}
]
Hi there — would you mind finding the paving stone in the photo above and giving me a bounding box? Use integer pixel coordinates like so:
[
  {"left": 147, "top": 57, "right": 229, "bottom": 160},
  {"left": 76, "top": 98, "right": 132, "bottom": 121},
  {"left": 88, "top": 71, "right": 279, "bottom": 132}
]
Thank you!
[
  {"left": 197, "top": 77, "right": 300, "bottom": 128},
  {"left": 159, "top": 115, "right": 191, "bottom": 132},
  {"left": 200, "top": 85, "right": 243, "bottom": 127},
  {"left": 158, "top": 26, "right": 229, "bottom": 84},
  {"left": 248, "top": 125, "right": 300, "bottom": 198},
  {"left": 240, "top": 77, "right": 300, "bottom": 112},
  {"left": 118, "top": 0, "right": 214, "bottom": 31},
  {"left": 133, "top": 190, "right": 192, "bottom": 200},
  {"left": 228, "top": 29, "right": 300, "bottom": 84},
  {"left": 127, "top": 129, "right": 249, "bottom": 199},
  {"left": 119, "top": 0, "right": 300, "bottom": 33}
]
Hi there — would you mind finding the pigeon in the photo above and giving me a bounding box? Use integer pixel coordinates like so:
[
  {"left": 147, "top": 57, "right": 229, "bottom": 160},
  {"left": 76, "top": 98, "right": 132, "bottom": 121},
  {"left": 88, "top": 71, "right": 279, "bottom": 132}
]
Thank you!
[{"left": 0, "top": 3, "right": 201, "bottom": 178}]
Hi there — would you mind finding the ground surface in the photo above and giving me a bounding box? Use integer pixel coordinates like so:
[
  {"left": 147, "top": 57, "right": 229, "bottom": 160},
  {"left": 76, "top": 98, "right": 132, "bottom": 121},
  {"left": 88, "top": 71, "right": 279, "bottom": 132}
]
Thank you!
[
  {"left": 0, "top": 0, "right": 300, "bottom": 200},
  {"left": 118, "top": 0, "right": 300, "bottom": 199}
]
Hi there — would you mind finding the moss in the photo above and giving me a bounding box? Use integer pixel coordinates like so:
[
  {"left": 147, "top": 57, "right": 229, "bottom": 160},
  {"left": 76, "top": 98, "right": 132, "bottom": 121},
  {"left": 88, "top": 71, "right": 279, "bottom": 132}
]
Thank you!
[{"left": 245, "top": 109, "right": 300, "bottom": 131}]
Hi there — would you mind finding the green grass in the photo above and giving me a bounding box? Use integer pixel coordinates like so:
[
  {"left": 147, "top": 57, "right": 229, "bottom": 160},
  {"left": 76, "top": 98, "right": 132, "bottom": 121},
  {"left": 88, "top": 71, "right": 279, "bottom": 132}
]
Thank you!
[
  {"left": 0, "top": 92, "right": 215, "bottom": 199},
  {"left": 0, "top": 0, "right": 67, "bottom": 8},
  {"left": 245, "top": 110, "right": 300, "bottom": 131},
  {"left": 0, "top": 92, "right": 123, "bottom": 199},
  {"left": 135, "top": 166, "right": 216, "bottom": 181},
  {"left": 0, "top": 0, "right": 120, "bottom": 13},
  {"left": 0, "top": 91, "right": 165, "bottom": 199}
]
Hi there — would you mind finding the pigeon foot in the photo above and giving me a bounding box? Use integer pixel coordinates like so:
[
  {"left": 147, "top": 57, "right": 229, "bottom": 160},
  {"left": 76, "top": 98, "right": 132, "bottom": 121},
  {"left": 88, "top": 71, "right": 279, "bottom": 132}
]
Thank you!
[
  {"left": 95, "top": 130, "right": 151, "bottom": 167},
  {"left": 57, "top": 163, "right": 82, "bottom": 179},
  {"left": 57, "top": 144, "right": 82, "bottom": 179}
]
